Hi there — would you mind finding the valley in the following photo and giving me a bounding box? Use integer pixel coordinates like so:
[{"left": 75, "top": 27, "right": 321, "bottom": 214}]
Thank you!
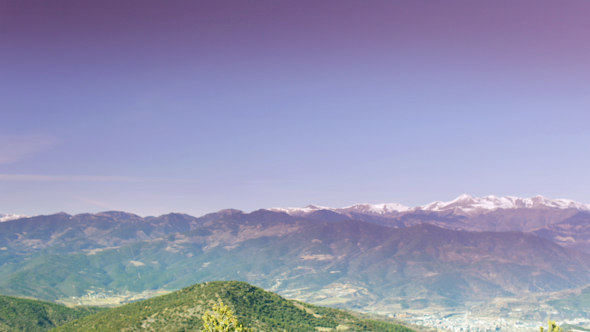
[{"left": 56, "top": 288, "right": 172, "bottom": 307}]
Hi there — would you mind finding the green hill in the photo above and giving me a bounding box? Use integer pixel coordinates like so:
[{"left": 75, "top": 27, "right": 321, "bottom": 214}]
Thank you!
[
  {"left": 561, "top": 324, "right": 590, "bottom": 332},
  {"left": 52, "top": 280, "right": 414, "bottom": 332},
  {"left": 0, "top": 295, "right": 104, "bottom": 331},
  {"left": 548, "top": 286, "right": 590, "bottom": 317}
]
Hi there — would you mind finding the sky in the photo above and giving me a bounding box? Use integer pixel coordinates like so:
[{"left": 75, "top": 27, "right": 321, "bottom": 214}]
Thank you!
[{"left": 1, "top": 1, "right": 590, "bottom": 217}]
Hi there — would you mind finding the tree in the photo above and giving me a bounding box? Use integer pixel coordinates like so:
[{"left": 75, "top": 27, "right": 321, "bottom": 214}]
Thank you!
[
  {"left": 201, "top": 302, "right": 251, "bottom": 332},
  {"left": 540, "top": 320, "right": 563, "bottom": 332}
]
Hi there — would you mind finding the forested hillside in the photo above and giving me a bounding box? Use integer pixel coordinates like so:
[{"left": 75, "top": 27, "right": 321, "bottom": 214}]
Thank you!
[
  {"left": 0, "top": 295, "right": 104, "bottom": 331},
  {"left": 53, "top": 281, "right": 414, "bottom": 332}
]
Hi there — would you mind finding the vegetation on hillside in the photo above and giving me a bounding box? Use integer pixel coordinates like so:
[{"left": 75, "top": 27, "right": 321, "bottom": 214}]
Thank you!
[
  {"left": 561, "top": 324, "right": 590, "bottom": 332},
  {"left": 201, "top": 302, "right": 251, "bottom": 332},
  {"left": 0, "top": 295, "right": 105, "bottom": 331},
  {"left": 52, "top": 280, "right": 415, "bottom": 332},
  {"left": 548, "top": 286, "right": 590, "bottom": 317},
  {"left": 540, "top": 320, "right": 562, "bottom": 332}
]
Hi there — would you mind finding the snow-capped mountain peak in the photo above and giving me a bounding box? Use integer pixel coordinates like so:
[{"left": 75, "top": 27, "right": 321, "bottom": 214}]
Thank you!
[
  {"left": 339, "top": 202, "right": 412, "bottom": 215},
  {"left": 420, "top": 194, "right": 510, "bottom": 212},
  {"left": 269, "top": 202, "right": 411, "bottom": 216},
  {"left": 0, "top": 214, "right": 30, "bottom": 222},
  {"left": 269, "top": 195, "right": 590, "bottom": 218},
  {"left": 269, "top": 204, "right": 331, "bottom": 216},
  {"left": 417, "top": 194, "right": 590, "bottom": 216}
]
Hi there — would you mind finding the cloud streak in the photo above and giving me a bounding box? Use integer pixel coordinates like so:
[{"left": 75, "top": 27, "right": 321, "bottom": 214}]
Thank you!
[{"left": 0, "top": 174, "right": 193, "bottom": 183}]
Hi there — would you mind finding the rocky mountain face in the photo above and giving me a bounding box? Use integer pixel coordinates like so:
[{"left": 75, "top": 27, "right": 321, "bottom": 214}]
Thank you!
[{"left": 2, "top": 209, "right": 590, "bottom": 313}]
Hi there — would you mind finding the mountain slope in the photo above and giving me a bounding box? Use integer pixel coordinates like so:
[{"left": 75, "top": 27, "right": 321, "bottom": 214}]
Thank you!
[
  {"left": 547, "top": 285, "right": 590, "bottom": 317},
  {"left": 0, "top": 210, "right": 313, "bottom": 301},
  {"left": 0, "top": 210, "right": 234, "bottom": 256},
  {"left": 532, "top": 212, "right": 590, "bottom": 254},
  {"left": 0, "top": 295, "right": 104, "bottom": 331},
  {"left": 254, "top": 220, "right": 590, "bottom": 309},
  {"left": 3, "top": 212, "right": 590, "bottom": 312},
  {"left": 52, "top": 281, "right": 414, "bottom": 332}
]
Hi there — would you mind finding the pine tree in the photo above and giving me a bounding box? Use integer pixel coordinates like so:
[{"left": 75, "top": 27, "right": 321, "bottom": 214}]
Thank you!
[
  {"left": 540, "top": 320, "right": 563, "bottom": 332},
  {"left": 201, "top": 302, "right": 251, "bottom": 332}
]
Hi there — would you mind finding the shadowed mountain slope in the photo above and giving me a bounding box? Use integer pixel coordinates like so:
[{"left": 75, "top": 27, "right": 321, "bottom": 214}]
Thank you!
[{"left": 532, "top": 212, "right": 590, "bottom": 254}]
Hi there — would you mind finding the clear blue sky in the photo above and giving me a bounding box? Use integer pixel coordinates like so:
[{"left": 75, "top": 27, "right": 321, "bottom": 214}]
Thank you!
[{"left": 1, "top": 1, "right": 590, "bottom": 216}]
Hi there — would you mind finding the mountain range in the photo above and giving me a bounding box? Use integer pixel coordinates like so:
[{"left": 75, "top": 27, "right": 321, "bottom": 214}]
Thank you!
[
  {"left": 6, "top": 194, "right": 590, "bottom": 253},
  {"left": 271, "top": 194, "right": 590, "bottom": 218},
  {"left": 2, "top": 195, "right": 590, "bottom": 319},
  {"left": 272, "top": 195, "right": 590, "bottom": 253}
]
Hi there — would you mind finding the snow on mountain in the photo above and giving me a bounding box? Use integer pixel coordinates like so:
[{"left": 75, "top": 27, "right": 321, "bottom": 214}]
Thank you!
[
  {"left": 270, "top": 195, "right": 590, "bottom": 218},
  {"left": 0, "top": 214, "right": 30, "bottom": 222},
  {"left": 269, "top": 205, "right": 333, "bottom": 217},
  {"left": 418, "top": 194, "right": 590, "bottom": 216},
  {"left": 269, "top": 202, "right": 412, "bottom": 217},
  {"left": 336, "top": 203, "right": 412, "bottom": 215}
]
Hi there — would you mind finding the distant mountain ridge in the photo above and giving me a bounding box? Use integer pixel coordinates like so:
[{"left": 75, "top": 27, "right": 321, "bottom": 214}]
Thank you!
[
  {"left": 5, "top": 194, "right": 587, "bottom": 223},
  {"left": 0, "top": 210, "right": 244, "bottom": 254},
  {"left": 3, "top": 194, "right": 590, "bottom": 254},
  {"left": 270, "top": 195, "right": 590, "bottom": 253}
]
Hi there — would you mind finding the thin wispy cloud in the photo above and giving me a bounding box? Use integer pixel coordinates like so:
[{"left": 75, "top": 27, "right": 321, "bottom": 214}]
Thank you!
[
  {"left": 0, "top": 134, "right": 57, "bottom": 164},
  {"left": 75, "top": 197, "right": 114, "bottom": 209},
  {"left": 242, "top": 179, "right": 293, "bottom": 184},
  {"left": 0, "top": 174, "right": 193, "bottom": 183}
]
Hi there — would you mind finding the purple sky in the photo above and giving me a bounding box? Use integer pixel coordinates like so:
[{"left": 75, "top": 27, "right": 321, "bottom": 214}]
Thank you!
[{"left": 1, "top": 1, "right": 590, "bottom": 216}]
